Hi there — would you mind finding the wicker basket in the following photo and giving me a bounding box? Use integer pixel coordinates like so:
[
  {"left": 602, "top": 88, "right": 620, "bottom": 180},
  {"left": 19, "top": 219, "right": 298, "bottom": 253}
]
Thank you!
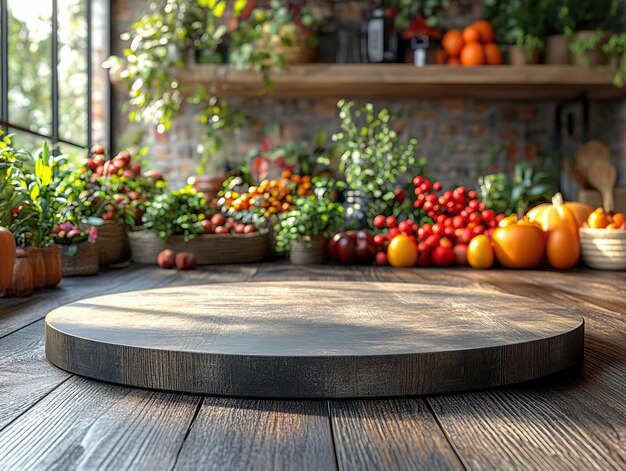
[
  {"left": 580, "top": 228, "right": 626, "bottom": 270},
  {"left": 128, "top": 229, "right": 269, "bottom": 265},
  {"left": 59, "top": 242, "right": 100, "bottom": 277},
  {"left": 289, "top": 236, "right": 327, "bottom": 265},
  {"left": 95, "top": 220, "right": 131, "bottom": 266}
]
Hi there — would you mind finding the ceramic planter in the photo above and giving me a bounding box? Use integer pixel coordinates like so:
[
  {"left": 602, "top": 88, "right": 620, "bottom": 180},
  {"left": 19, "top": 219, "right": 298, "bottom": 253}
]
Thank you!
[
  {"left": 25, "top": 246, "right": 46, "bottom": 290},
  {"left": 42, "top": 246, "right": 63, "bottom": 288},
  {"left": 545, "top": 35, "right": 571, "bottom": 65},
  {"left": 7, "top": 248, "right": 34, "bottom": 297},
  {"left": 508, "top": 46, "right": 541, "bottom": 66}
]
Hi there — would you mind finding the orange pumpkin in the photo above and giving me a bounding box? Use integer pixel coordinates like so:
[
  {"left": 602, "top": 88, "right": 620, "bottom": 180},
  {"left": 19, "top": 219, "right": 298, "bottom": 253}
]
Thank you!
[
  {"left": 7, "top": 248, "right": 34, "bottom": 297},
  {"left": 527, "top": 195, "right": 593, "bottom": 229},
  {"left": 25, "top": 247, "right": 46, "bottom": 290},
  {"left": 0, "top": 226, "right": 16, "bottom": 296},
  {"left": 42, "top": 246, "right": 62, "bottom": 288},
  {"left": 546, "top": 222, "right": 580, "bottom": 270},
  {"left": 492, "top": 218, "right": 546, "bottom": 268}
]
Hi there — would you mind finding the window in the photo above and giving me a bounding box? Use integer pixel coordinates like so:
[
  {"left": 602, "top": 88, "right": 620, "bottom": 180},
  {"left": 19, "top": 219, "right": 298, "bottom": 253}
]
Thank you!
[{"left": 0, "top": 0, "right": 92, "bottom": 154}]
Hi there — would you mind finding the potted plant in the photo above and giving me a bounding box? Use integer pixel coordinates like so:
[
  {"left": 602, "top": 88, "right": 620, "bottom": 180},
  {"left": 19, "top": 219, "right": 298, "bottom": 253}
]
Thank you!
[
  {"left": 230, "top": 0, "right": 321, "bottom": 68},
  {"left": 567, "top": 0, "right": 619, "bottom": 66},
  {"left": 53, "top": 222, "right": 100, "bottom": 277},
  {"left": 543, "top": 0, "right": 574, "bottom": 64},
  {"left": 11, "top": 142, "right": 67, "bottom": 289},
  {"left": 136, "top": 186, "right": 267, "bottom": 265},
  {"left": 319, "top": 100, "right": 426, "bottom": 229},
  {"left": 274, "top": 178, "right": 346, "bottom": 265},
  {"left": 483, "top": 0, "right": 545, "bottom": 65}
]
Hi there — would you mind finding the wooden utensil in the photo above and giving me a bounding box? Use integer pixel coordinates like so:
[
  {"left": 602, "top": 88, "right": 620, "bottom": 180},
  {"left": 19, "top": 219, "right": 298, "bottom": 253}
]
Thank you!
[
  {"left": 576, "top": 141, "right": 611, "bottom": 182},
  {"left": 563, "top": 160, "right": 589, "bottom": 189},
  {"left": 587, "top": 159, "right": 617, "bottom": 212}
]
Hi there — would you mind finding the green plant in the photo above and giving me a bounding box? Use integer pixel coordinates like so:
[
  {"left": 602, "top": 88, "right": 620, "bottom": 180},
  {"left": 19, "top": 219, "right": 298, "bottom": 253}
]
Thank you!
[
  {"left": 564, "top": 0, "right": 619, "bottom": 32},
  {"left": 483, "top": 0, "right": 546, "bottom": 54},
  {"left": 478, "top": 163, "right": 556, "bottom": 216},
  {"left": 13, "top": 142, "right": 68, "bottom": 247},
  {"left": 143, "top": 186, "right": 209, "bottom": 241},
  {"left": 274, "top": 178, "right": 346, "bottom": 253},
  {"left": 320, "top": 100, "right": 426, "bottom": 223},
  {"left": 603, "top": 33, "right": 626, "bottom": 87},
  {"left": 229, "top": 0, "right": 319, "bottom": 82},
  {"left": 382, "top": 0, "right": 449, "bottom": 29}
]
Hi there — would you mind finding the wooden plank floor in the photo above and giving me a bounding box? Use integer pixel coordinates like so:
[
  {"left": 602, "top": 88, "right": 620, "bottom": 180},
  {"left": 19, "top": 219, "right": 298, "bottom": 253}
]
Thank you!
[{"left": 0, "top": 263, "right": 624, "bottom": 470}]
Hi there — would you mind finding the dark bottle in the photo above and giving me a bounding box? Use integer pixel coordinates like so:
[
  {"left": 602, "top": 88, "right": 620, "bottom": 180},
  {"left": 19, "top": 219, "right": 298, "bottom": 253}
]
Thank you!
[{"left": 362, "top": 8, "right": 398, "bottom": 63}]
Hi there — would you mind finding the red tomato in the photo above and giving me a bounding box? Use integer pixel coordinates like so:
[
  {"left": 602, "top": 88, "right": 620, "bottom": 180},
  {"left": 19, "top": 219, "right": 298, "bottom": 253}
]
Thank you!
[{"left": 431, "top": 246, "right": 455, "bottom": 267}]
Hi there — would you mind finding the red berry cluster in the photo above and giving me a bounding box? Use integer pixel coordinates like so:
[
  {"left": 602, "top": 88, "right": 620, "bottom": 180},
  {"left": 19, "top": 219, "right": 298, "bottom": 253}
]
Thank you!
[{"left": 372, "top": 176, "right": 507, "bottom": 267}]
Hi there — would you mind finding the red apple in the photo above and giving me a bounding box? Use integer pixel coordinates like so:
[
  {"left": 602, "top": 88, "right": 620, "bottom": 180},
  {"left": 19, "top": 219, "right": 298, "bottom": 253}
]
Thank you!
[
  {"left": 157, "top": 249, "right": 176, "bottom": 269},
  {"left": 130, "top": 162, "right": 142, "bottom": 175},
  {"left": 201, "top": 219, "right": 215, "bottom": 234},
  {"left": 91, "top": 144, "right": 105, "bottom": 155},
  {"left": 355, "top": 239, "right": 376, "bottom": 264},
  {"left": 328, "top": 233, "right": 342, "bottom": 261},
  {"left": 144, "top": 169, "right": 164, "bottom": 181},
  {"left": 214, "top": 226, "right": 229, "bottom": 234},
  {"left": 243, "top": 224, "right": 256, "bottom": 234},
  {"left": 336, "top": 235, "right": 357, "bottom": 265},
  {"left": 175, "top": 252, "right": 196, "bottom": 270},
  {"left": 211, "top": 214, "right": 226, "bottom": 226}
]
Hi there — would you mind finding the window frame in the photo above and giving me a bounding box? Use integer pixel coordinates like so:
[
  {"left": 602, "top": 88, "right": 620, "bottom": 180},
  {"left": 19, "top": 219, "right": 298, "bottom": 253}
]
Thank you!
[{"left": 0, "top": 0, "right": 92, "bottom": 150}]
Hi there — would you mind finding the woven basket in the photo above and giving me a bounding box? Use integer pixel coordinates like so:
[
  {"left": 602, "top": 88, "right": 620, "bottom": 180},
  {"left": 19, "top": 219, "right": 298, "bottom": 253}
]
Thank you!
[
  {"left": 128, "top": 229, "right": 269, "bottom": 265},
  {"left": 95, "top": 220, "right": 131, "bottom": 266},
  {"left": 580, "top": 228, "right": 626, "bottom": 270},
  {"left": 59, "top": 243, "right": 100, "bottom": 277},
  {"left": 289, "top": 236, "right": 327, "bottom": 265}
]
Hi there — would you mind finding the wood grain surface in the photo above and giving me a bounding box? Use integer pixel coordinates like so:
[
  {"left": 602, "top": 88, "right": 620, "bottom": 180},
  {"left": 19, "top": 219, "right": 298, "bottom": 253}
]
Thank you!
[
  {"left": 330, "top": 399, "right": 464, "bottom": 471},
  {"left": 175, "top": 398, "right": 336, "bottom": 470},
  {"left": 1, "top": 264, "right": 624, "bottom": 470},
  {"left": 109, "top": 64, "right": 626, "bottom": 100},
  {"left": 45, "top": 281, "right": 584, "bottom": 398}
]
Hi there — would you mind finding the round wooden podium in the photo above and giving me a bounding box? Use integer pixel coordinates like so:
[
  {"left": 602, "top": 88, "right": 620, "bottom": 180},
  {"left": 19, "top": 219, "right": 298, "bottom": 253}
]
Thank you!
[{"left": 45, "top": 281, "right": 584, "bottom": 398}]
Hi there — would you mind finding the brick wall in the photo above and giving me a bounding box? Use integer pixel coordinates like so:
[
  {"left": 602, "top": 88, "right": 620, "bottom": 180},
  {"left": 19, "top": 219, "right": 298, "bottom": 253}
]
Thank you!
[{"left": 109, "top": 0, "right": 625, "bottom": 194}]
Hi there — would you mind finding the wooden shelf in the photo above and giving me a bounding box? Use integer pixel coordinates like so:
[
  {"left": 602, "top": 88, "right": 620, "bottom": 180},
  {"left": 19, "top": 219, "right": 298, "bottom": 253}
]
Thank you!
[{"left": 110, "top": 64, "right": 625, "bottom": 101}]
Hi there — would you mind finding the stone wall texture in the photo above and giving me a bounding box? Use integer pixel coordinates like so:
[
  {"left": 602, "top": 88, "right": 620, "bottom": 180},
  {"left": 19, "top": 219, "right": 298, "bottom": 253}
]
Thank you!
[{"left": 109, "top": 0, "right": 626, "bottom": 196}]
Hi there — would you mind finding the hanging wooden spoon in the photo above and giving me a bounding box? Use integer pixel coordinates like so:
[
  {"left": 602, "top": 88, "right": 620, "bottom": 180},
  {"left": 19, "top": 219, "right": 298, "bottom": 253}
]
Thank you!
[{"left": 587, "top": 159, "right": 617, "bottom": 212}]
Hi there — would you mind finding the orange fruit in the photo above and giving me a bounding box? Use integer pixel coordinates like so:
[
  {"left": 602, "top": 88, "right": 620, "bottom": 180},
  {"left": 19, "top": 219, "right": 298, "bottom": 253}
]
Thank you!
[
  {"left": 387, "top": 235, "right": 418, "bottom": 268},
  {"left": 467, "top": 235, "right": 494, "bottom": 269},
  {"left": 460, "top": 42, "right": 485, "bottom": 66},
  {"left": 612, "top": 212, "right": 625, "bottom": 226},
  {"left": 462, "top": 25, "right": 480, "bottom": 44},
  {"left": 447, "top": 57, "right": 461, "bottom": 65},
  {"left": 484, "top": 42, "right": 502, "bottom": 65},
  {"left": 442, "top": 30, "right": 464, "bottom": 57},
  {"left": 588, "top": 208, "right": 610, "bottom": 229},
  {"left": 473, "top": 20, "right": 494, "bottom": 43}
]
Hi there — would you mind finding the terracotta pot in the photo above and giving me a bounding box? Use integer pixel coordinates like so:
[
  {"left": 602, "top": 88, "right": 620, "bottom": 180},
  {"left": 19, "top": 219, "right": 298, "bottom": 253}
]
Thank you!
[
  {"left": 545, "top": 35, "right": 571, "bottom": 64},
  {"left": 508, "top": 46, "right": 541, "bottom": 65},
  {"left": 25, "top": 247, "right": 46, "bottom": 290},
  {"left": 42, "top": 246, "right": 62, "bottom": 288},
  {"left": 0, "top": 226, "right": 16, "bottom": 296},
  {"left": 571, "top": 31, "right": 608, "bottom": 66},
  {"left": 7, "top": 248, "right": 34, "bottom": 297}
]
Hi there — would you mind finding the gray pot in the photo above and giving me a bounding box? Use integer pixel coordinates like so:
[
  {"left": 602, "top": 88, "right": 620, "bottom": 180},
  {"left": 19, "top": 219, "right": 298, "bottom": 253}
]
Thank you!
[{"left": 289, "top": 236, "right": 327, "bottom": 265}]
